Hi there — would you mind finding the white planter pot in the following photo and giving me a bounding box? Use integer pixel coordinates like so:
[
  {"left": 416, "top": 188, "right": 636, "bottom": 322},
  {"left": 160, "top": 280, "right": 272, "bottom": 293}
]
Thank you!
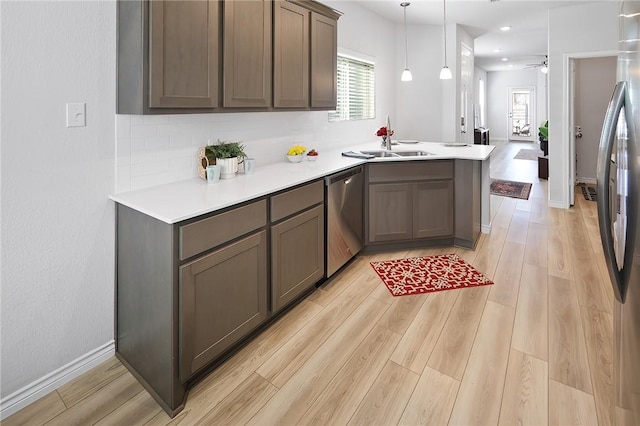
[{"left": 216, "top": 157, "right": 239, "bottom": 179}]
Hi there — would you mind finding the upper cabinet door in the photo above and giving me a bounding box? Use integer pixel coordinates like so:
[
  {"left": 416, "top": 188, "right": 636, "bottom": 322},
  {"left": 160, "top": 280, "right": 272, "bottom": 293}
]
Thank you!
[
  {"left": 149, "top": 0, "right": 220, "bottom": 108},
  {"left": 274, "top": 1, "right": 310, "bottom": 108},
  {"left": 310, "top": 12, "right": 337, "bottom": 109},
  {"left": 223, "top": 0, "right": 272, "bottom": 108}
]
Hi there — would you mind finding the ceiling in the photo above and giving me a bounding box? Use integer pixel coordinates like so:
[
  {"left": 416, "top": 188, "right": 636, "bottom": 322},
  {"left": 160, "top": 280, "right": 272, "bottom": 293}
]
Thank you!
[{"left": 356, "top": 0, "right": 598, "bottom": 72}]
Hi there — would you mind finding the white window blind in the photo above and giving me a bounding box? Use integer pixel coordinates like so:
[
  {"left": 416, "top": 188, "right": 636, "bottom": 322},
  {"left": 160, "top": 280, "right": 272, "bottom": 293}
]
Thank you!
[{"left": 329, "top": 55, "right": 375, "bottom": 122}]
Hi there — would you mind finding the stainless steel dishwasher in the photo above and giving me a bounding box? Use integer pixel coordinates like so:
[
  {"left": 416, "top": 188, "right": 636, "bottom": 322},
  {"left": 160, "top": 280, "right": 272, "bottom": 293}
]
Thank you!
[{"left": 325, "top": 166, "right": 364, "bottom": 277}]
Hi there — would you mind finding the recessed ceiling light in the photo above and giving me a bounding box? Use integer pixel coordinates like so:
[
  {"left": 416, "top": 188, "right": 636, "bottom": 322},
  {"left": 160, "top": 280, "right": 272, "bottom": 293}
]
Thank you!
[
  {"left": 500, "top": 26, "right": 511, "bottom": 31},
  {"left": 501, "top": 57, "right": 508, "bottom": 61},
  {"left": 509, "top": 64, "right": 514, "bottom": 67},
  {"left": 493, "top": 49, "right": 502, "bottom": 53}
]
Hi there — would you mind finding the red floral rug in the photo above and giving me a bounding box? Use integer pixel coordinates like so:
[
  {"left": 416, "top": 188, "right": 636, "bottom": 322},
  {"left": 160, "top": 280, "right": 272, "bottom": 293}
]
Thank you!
[
  {"left": 490, "top": 179, "right": 532, "bottom": 200},
  {"left": 370, "top": 254, "right": 494, "bottom": 297}
]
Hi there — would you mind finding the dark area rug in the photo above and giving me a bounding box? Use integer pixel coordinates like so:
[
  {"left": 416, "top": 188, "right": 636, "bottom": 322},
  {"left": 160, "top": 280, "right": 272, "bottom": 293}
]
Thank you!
[
  {"left": 581, "top": 185, "right": 597, "bottom": 202},
  {"left": 370, "top": 254, "right": 493, "bottom": 297},
  {"left": 490, "top": 179, "right": 532, "bottom": 200},
  {"left": 513, "top": 149, "right": 543, "bottom": 161}
]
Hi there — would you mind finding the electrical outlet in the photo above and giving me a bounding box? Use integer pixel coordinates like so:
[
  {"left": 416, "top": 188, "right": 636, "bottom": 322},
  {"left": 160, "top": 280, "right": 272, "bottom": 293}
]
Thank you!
[{"left": 66, "top": 103, "right": 86, "bottom": 127}]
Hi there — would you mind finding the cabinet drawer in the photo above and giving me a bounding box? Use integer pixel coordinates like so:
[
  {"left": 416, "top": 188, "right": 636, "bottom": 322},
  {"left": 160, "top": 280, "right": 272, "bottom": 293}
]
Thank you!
[
  {"left": 179, "top": 200, "right": 267, "bottom": 260},
  {"left": 270, "top": 180, "right": 323, "bottom": 222},
  {"left": 368, "top": 161, "right": 454, "bottom": 183}
]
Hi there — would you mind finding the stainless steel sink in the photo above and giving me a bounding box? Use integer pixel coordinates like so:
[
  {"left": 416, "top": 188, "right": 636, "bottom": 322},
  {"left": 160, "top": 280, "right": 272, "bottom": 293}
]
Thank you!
[
  {"left": 359, "top": 150, "right": 400, "bottom": 158},
  {"left": 394, "top": 150, "right": 434, "bottom": 157}
]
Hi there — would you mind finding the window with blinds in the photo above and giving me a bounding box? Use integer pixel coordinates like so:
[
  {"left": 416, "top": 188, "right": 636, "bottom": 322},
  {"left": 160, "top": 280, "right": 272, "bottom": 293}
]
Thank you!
[{"left": 328, "top": 55, "right": 375, "bottom": 122}]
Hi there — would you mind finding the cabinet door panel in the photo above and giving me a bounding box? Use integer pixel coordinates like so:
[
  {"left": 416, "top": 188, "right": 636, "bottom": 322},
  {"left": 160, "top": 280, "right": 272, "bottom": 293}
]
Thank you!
[
  {"left": 223, "top": 0, "right": 272, "bottom": 107},
  {"left": 180, "top": 231, "right": 267, "bottom": 380},
  {"left": 368, "top": 183, "right": 413, "bottom": 242},
  {"left": 274, "top": 1, "right": 309, "bottom": 108},
  {"left": 310, "top": 12, "right": 337, "bottom": 108},
  {"left": 414, "top": 181, "right": 454, "bottom": 239},
  {"left": 272, "top": 205, "right": 324, "bottom": 312},
  {"left": 150, "top": 0, "right": 219, "bottom": 108}
]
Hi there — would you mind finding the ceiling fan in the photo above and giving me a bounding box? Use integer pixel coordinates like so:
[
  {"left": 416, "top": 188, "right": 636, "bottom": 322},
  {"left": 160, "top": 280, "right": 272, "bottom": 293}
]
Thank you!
[{"left": 525, "top": 56, "right": 548, "bottom": 74}]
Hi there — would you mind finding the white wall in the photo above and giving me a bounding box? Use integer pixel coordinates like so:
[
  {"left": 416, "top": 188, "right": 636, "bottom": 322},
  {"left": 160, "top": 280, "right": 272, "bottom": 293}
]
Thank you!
[
  {"left": 1, "top": 0, "right": 116, "bottom": 401},
  {"left": 394, "top": 23, "right": 443, "bottom": 141},
  {"left": 486, "top": 68, "right": 542, "bottom": 142},
  {"left": 117, "top": 0, "right": 397, "bottom": 192},
  {"left": 548, "top": 1, "right": 618, "bottom": 207}
]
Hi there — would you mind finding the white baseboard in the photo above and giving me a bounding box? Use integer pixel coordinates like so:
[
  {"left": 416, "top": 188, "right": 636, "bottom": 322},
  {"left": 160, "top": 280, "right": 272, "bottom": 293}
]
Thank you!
[
  {"left": 481, "top": 224, "right": 492, "bottom": 234},
  {"left": 577, "top": 177, "right": 597, "bottom": 185},
  {"left": 549, "top": 200, "right": 569, "bottom": 209},
  {"left": 0, "top": 341, "right": 115, "bottom": 420}
]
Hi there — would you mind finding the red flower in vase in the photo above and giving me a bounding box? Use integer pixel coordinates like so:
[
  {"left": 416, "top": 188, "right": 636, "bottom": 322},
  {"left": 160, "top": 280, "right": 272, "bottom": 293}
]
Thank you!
[{"left": 376, "top": 126, "right": 394, "bottom": 137}]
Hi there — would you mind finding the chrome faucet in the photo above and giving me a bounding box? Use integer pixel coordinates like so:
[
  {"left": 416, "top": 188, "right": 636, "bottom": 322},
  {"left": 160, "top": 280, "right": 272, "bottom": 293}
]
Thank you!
[{"left": 385, "top": 115, "right": 392, "bottom": 150}]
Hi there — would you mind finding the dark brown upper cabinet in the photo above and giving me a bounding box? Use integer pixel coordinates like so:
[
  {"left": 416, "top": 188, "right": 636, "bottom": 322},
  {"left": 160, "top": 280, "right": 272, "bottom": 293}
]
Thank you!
[
  {"left": 117, "top": 0, "right": 340, "bottom": 114},
  {"left": 223, "top": 0, "right": 272, "bottom": 108},
  {"left": 274, "top": 1, "right": 310, "bottom": 108}
]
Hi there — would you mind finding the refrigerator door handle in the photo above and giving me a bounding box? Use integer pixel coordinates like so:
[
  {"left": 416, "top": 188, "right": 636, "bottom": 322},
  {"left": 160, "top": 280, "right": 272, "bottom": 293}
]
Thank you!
[{"left": 597, "top": 81, "right": 627, "bottom": 302}]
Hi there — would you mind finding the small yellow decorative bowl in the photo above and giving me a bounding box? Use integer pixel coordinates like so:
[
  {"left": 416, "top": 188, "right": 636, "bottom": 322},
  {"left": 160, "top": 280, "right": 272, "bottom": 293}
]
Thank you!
[{"left": 286, "top": 154, "right": 304, "bottom": 163}]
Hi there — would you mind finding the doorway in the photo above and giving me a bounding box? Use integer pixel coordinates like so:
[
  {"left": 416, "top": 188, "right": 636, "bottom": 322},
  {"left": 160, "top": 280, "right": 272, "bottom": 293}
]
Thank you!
[
  {"left": 573, "top": 56, "right": 617, "bottom": 185},
  {"left": 508, "top": 87, "right": 536, "bottom": 142}
]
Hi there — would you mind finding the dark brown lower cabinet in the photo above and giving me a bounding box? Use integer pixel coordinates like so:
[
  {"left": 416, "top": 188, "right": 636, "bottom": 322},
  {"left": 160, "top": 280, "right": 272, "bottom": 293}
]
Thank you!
[
  {"left": 179, "top": 230, "right": 268, "bottom": 380},
  {"left": 366, "top": 161, "right": 454, "bottom": 244},
  {"left": 413, "top": 181, "right": 454, "bottom": 239},
  {"left": 271, "top": 205, "right": 324, "bottom": 311}
]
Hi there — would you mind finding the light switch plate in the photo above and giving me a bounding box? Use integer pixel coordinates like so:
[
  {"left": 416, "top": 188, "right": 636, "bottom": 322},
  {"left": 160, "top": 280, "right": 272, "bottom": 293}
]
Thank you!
[{"left": 66, "top": 103, "right": 86, "bottom": 127}]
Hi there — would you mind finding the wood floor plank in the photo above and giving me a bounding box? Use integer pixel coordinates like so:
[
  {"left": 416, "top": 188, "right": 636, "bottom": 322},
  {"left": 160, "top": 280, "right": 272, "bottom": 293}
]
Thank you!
[
  {"left": 548, "top": 209, "right": 574, "bottom": 280},
  {"left": 427, "top": 286, "right": 491, "bottom": 380},
  {"left": 347, "top": 361, "right": 419, "bottom": 426},
  {"left": 377, "top": 293, "right": 428, "bottom": 334},
  {"left": 492, "top": 196, "right": 518, "bottom": 230},
  {"left": 390, "top": 290, "right": 459, "bottom": 373},
  {"left": 549, "top": 379, "right": 598, "bottom": 426},
  {"left": 44, "top": 372, "right": 143, "bottom": 426},
  {"left": 506, "top": 209, "right": 530, "bottom": 245},
  {"left": 398, "top": 366, "right": 460, "bottom": 425},
  {"left": 94, "top": 390, "right": 162, "bottom": 426},
  {"left": 55, "top": 356, "right": 127, "bottom": 408},
  {"left": 472, "top": 225, "right": 508, "bottom": 280},
  {"left": 170, "top": 298, "right": 323, "bottom": 424},
  {"left": 298, "top": 325, "right": 402, "bottom": 425},
  {"left": 581, "top": 306, "right": 615, "bottom": 426},
  {"left": 488, "top": 241, "right": 525, "bottom": 308},
  {"left": 524, "top": 222, "right": 548, "bottom": 268},
  {"left": 512, "top": 264, "right": 548, "bottom": 360},
  {"left": 307, "top": 256, "right": 368, "bottom": 307},
  {"left": 194, "top": 373, "right": 277, "bottom": 425},
  {"left": 529, "top": 196, "right": 550, "bottom": 225},
  {"left": 256, "top": 271, "right": 378, "bottom": 388},
  {"left": 448, "top": 301, "right": 515, "bottom": 426},
  {"left": 498, "top": 349, "right": 548, "bottom": 425},
  {"left": 2, "top": 391, "right": 67, "bottom": 426},
  {"left": 548, "top": 275, "right": 593, "bottom": 395},
  {"left": 248, "top": 297, "right": 389, "bottom": 425}
]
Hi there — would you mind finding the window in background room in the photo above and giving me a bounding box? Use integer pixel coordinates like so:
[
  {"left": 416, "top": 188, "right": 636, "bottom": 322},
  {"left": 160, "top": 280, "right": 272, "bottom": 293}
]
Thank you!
[
  {"left": 478, "top": 78, "right": 486, "bottom": 127},
  {"left": 329, "top": 54, "right": 375, "bottom": 122}
]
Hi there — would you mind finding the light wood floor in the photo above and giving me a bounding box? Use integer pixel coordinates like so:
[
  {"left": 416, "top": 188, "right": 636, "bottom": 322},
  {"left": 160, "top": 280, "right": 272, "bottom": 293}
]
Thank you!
[{"left": 6, "top": 141, "right": 614, "bottom": 425}]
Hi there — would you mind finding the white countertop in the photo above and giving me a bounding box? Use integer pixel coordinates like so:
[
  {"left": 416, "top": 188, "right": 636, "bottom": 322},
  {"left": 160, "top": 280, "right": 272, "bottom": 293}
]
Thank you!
[{"left": 109, "top": 141, "right": 495, "bottom": 224}]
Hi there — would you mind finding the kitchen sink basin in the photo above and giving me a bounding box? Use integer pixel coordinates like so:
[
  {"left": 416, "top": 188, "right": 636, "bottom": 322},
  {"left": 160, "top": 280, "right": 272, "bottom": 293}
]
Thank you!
[
  {"left": 359, "top": 150, "right": 400, "bottom": 158},
  {"left": 394, "top": 150, "right": 434, "bottom": 157}
]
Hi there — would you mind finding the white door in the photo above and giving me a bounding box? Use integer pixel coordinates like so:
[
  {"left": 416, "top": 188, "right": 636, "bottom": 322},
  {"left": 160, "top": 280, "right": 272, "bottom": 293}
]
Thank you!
[{"left": 508, "top": 87, "right": 536, "bottom": 142}]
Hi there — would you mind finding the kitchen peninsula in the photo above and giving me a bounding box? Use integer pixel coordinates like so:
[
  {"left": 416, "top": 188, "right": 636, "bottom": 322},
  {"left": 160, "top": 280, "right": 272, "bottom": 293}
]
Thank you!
[{"left": 109, "top": 141, "right": 495, "bottom": 416}]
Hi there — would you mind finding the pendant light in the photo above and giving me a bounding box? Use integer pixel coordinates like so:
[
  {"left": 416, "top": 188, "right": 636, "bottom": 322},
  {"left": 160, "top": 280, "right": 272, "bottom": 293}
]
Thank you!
[
  {"left": 401, "top": 2, "right": 413, "bottom": 82},
  {"left": 439, "top": 0, "right": 452, "bottom": 80}
]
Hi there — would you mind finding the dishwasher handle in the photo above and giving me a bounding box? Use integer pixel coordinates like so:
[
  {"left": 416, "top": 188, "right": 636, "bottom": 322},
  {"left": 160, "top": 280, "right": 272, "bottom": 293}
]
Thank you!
[{"left": 325, "top": 166, "right": 363, "bottom": 186}]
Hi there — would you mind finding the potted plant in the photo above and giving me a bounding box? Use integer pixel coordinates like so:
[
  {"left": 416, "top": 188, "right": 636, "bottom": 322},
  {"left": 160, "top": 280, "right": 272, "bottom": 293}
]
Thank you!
[
  {"left": 205, "top": 140, "right": 247, "bottom": 179},
  {"left": 538, "top": 120, "right": 549, "bottom": 156}
]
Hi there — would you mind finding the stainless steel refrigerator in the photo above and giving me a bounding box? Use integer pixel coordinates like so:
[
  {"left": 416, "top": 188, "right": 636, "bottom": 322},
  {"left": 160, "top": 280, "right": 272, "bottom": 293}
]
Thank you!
[{"left": 597, "top": 1, "right": 640, "bottom": 421}]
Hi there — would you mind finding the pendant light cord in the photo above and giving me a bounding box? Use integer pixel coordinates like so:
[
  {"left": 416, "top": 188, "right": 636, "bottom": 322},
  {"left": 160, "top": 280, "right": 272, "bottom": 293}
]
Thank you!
[
  {"left": 443, "top": 0, "right": 448, "bottom": 66},
  {"left": 403, "top": 3, "right": 409, "bottom": 69}
]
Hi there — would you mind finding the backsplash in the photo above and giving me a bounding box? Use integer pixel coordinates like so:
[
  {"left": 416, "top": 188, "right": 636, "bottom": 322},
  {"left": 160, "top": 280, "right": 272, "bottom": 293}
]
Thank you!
[{"left": 115, "top": 111, "right": 375, "bottom": 192}]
